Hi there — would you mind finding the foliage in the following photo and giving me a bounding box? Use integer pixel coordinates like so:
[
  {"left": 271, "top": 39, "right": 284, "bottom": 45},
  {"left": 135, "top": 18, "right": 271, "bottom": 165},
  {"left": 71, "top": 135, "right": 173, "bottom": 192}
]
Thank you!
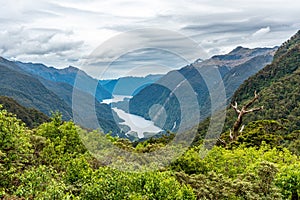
[
  {"left": 171, "top": 143, "right": 299, "bottom": 199},
  {"left": 221, "top": 120, "right": 286, "bottom": 149},
  {"left": 0, "top": 106, "right": 32, "bottom": 192},
  {"left": 81, "top": 168, "right": 195, "bottom": 200},
  {"left": 275, "top": 162, "right": 300, "bottom": 200},
  {"left": 0, "top": 99, "right": 299, "bottom": 199},
  {"left": 0, "top": 107, "right": 195, "bottom": 199}
]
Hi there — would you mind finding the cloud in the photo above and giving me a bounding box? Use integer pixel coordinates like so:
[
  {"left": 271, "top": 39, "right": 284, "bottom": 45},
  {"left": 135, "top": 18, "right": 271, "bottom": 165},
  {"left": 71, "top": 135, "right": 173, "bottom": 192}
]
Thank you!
[
  {"left": 0, "top": 27, "right": 85, "bottom": 68},
  {"left": 80, "top": 29, "right": 204, "bottom": 79},
  {"left": 1, "top": 0, "right": 300, "bottom": 78},
  {"left": 252, "top": 27, "right": 271, "bottom": 37}
]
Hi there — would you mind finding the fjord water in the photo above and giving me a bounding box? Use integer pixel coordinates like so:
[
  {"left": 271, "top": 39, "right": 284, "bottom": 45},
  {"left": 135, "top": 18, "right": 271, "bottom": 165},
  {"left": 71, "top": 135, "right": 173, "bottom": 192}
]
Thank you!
[{"left": 102, "top": 95, "right": 162, "bottom": 138}]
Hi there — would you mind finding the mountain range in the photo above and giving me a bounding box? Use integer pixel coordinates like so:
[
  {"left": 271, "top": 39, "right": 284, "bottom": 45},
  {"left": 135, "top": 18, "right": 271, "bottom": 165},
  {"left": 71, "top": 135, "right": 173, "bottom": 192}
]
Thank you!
[
  {"left": 0, "top": 58, "right": 122, "bottom": 134},
  {"left": 3, "top": 40, "right": 296, "bottom": 140},
  {"left": 128, "top": 46, "right": 277, "bottom": 132},
  {"left": 0, "top": 57, "right": 73, "bottom": 119},
  {"left": 0, "top": 44, "right": 277, "bottom": 136},
  {"left": 14, "top": 62, "right": 112, "bottom": 102}
]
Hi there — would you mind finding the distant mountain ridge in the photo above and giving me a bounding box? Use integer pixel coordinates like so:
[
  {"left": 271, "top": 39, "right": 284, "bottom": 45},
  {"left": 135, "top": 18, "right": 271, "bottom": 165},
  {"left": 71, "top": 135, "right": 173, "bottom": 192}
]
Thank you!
[
  {"left": 0, "top": 59, "right": 73, "bottom": 119},
  {"left": 14, "top": 62, "right": 112, "bottom": 101},
  {"left": 0, "top": 44, "right": 278, "bottom": 136},
  {"left": 129, "top": 46, "right": 277, "bottom": 132},
  {"left": 99, "top": 74, "right": 163, "bottom": 96}
]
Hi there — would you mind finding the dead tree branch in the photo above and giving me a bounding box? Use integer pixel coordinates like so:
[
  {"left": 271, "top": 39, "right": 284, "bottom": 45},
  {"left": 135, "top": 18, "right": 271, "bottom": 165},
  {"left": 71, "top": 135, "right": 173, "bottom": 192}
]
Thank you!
[{"left": 230, "top": 91, "right": 263, "bottom": 141}]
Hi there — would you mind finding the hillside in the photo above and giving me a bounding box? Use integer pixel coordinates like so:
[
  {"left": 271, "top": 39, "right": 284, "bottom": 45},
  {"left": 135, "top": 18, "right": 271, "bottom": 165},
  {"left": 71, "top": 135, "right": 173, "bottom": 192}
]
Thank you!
[
  {"left": 194, "top": 30, "right": 300, "bottom": 151},
  {"left": 129, "top": 47, "right": 276, "bottom": 132},
  {"left": 228, "top": 30, "right": 300, "bottom": 131},
  {"left": 0, "top": 96, "right": 49, "bottom": 128},
  {"left": 0, "top": 58, "right": 72, "bottom": 119},
  {"left": 40, "top": 79, "right": 123, "bottom": 134},
  {"left": 14, "top": 62, "right": 112, "bottom": 101},
  {"left": 0, "top": 57, "right": 121, "bottom": 134}
]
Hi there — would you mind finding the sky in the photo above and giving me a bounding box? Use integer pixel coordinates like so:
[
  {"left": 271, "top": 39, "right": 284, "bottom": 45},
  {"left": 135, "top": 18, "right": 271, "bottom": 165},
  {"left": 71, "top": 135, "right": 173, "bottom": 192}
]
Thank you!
[{"left": 1, "top": 0, "right": 300, "bottom": 79}]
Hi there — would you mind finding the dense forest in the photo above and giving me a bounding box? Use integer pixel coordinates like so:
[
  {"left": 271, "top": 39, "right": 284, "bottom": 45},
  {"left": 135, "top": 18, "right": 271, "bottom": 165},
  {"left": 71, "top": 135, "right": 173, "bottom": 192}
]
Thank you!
[
  {"left": 0, "top": 104, "right": 299, "bottom": 199},
  {"left": 1, "top": 32, "right": 300, "bottom": 199}
]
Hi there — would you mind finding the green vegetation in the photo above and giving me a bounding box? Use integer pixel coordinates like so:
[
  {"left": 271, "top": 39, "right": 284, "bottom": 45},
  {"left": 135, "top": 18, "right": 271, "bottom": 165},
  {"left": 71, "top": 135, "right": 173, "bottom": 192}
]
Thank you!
[
  {"left": 1, "top": 31, "right": 300, "bottom": 200},
  {"left": 0, "top": 105, "right": 299, "bottom": 199},
  {"left": 0, "top": 107, "right": 196, "bottom": 199}
]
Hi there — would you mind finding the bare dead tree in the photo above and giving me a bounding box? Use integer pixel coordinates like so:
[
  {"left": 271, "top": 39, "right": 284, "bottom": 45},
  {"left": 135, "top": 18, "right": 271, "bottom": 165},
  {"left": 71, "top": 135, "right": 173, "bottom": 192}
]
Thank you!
[{"left": 230, "top": 91, "right": 263, "bottom": 140}]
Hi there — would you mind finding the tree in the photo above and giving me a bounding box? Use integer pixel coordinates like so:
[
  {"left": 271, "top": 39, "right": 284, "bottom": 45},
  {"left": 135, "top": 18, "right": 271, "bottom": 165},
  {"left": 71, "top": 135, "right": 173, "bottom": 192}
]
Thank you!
[{"left": 230, "top": 91, "right": 263, "bottom": 140}]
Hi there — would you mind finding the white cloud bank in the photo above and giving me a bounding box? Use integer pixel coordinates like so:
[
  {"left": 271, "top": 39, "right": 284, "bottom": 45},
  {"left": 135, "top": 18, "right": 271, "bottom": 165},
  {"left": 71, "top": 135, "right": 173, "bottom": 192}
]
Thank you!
[{"left": 0, "top": 0, "right": 300, "bottom": 78}]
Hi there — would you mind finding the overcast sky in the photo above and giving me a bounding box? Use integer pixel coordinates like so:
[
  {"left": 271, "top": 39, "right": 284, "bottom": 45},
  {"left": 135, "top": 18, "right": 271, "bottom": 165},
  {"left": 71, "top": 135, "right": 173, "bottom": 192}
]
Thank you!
[{"left": 1, "top": 0, "right": 300, "bottom": 79}]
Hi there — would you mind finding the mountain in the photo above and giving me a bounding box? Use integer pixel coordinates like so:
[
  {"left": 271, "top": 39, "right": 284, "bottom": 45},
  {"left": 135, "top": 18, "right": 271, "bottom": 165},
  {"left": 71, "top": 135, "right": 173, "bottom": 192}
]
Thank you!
[
  {"left": 128, "top": 47, "right": 276, "bottom": 132},
  {"left": 0, "top": 58, "right": 73, "bottom": 119},
  {"left": 0, "top": 57, "right": 122, "bottom": 134},
  {"left": 194, "top": 30, "right": 300, "bottom": 146},
  {"left": 39, "top": 78, "right": 123, "bottom": 134},
  {"left": 227, "top": 30, "right": 300, "bottom": 132},
  {"left": 14, "top": 62, "right": 112, "bottom": 101},
  {"left": 99, "top": 74, "right": 163, "bottom": 96},
  {"left": 0, "top": 96, "right": 49, "bottom": 128}
]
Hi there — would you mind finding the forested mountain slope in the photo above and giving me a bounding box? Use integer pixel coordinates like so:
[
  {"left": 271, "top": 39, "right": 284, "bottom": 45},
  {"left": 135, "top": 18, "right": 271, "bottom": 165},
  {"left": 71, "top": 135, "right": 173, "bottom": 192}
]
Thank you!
[
  {"left": 0, "top": 96, "right": 49, "bottom": 128},
  {"left": 195, "top": 30, "right": 300, "bottom": 152},
  {"left": 0, "top": 57, "right": 121, "bottom": 134},
  {"left": 0, "top": 58, "right": 72, "bottom": 119},
  {"left": 227, "top": 30, "right": 300, "bottom": 132}
]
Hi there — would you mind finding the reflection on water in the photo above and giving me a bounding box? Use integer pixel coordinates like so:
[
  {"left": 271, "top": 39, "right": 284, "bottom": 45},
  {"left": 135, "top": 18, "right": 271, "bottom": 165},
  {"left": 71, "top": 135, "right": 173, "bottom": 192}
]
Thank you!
[{"left": 102, "top": 95, "right": 162, "bottom": 138}]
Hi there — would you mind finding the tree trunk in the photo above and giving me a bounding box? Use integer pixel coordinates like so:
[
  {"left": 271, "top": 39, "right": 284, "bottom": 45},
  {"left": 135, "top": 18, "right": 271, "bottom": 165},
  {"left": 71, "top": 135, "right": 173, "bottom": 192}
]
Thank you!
[{"left": 230, "top": 91, "right": 263, "bottom": 141}]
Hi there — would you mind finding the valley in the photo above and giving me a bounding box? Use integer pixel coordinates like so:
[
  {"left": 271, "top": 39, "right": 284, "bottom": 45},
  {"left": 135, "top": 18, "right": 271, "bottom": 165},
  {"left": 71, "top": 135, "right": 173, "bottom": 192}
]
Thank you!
[{"left": 0, "top": 3, "right": 299, "bottom": 197}]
